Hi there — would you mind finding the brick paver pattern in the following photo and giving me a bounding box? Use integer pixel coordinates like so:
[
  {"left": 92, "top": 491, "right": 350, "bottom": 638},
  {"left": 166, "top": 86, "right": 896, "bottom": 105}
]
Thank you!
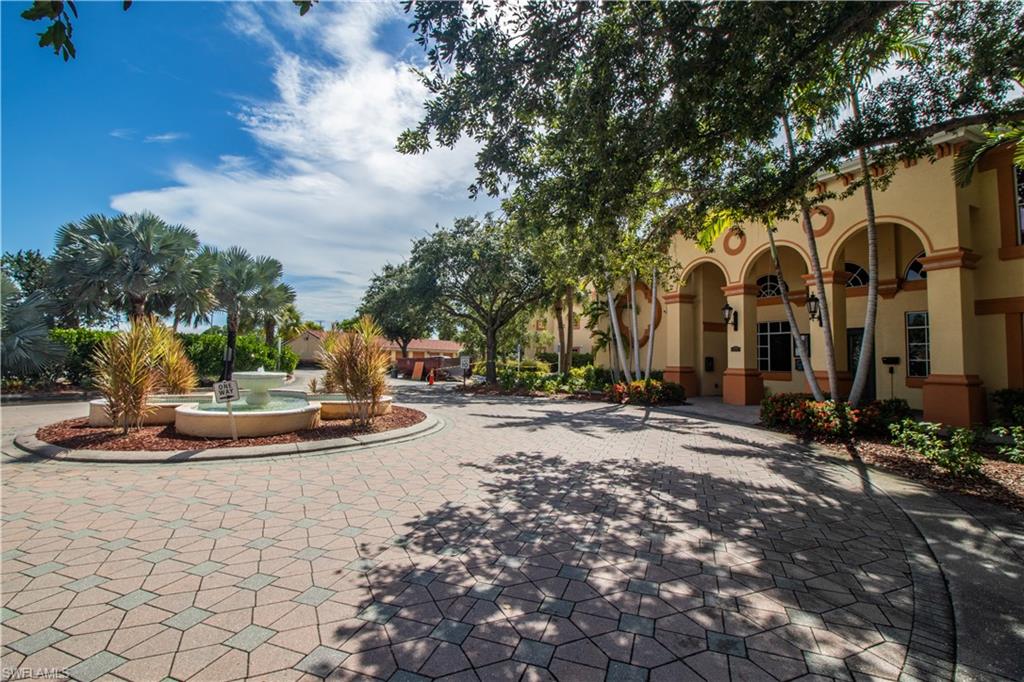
[{"left": 1, "top": 389, "right": 941, "bottom": 680}]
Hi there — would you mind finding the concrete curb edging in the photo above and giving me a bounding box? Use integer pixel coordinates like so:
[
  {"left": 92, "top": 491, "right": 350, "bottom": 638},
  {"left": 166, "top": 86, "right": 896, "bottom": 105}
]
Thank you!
[{"left": 14, "top": 411, "right": 444, "bottom": 464}]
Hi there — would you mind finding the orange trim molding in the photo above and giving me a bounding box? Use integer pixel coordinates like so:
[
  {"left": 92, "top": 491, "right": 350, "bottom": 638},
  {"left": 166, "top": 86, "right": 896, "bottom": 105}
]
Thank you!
[
  {"left": 905, "top": 377, "right": 925, "bottom": 389},
  {"left": 664, "top": 292, "right": 695, "bottom": 304},
  {"left": 879, "top": 278, "right": 900, "bottom": 299},
  {"left": 919, "top": 247, "right": 981, "bottom": 272},
  {"left": 1007, "top": 313, "right": 1024, "bottom": 389},
  {"left": 922, "top": 374, "right": 986, "bottom": 427},
  {"left": 723, "top": 368, "right": 763, "bottom": 405},
  {"left": 901, "top": 279, "right": 927, "bottom": 292},
  {"left": 722, "top": 283, "right": 758, "bottom": 297},
  {"left": 664, "top": 365, "right": 698, "bottom": 396},
  {"left": 762, "top": 371, "right": 793, "bottom": 382},
  {"left": 723, "top": 228, "right": 747, "bottom": 256},
  {"left": 975, "top": 296, "right": 1024, "bottom": 315},
  {"left": 811, "top": 206, "right": 834, "bottom": 237},
  {"left": 800, "top": 270, "right": 850, "bottom": 287}
]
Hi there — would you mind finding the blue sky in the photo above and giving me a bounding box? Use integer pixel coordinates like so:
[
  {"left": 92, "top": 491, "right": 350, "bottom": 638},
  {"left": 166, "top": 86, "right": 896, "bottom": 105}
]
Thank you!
[{"left": 2, "top": 1, "right": 493, "bottom": 323}]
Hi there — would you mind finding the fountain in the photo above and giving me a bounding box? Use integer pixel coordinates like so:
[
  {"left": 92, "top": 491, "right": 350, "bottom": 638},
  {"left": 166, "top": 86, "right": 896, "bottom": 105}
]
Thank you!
[
  {"left": 233, "top": 368, "right": 289, "bottom": 406},
  {"left": 174, "top": 368, "right": 320, "bottom": 438}
]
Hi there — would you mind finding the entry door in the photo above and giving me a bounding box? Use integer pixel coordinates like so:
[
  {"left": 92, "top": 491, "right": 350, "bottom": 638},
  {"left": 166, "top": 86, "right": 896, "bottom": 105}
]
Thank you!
[{"left": 847, "top": 328, "right": 876, "bottom": 401}]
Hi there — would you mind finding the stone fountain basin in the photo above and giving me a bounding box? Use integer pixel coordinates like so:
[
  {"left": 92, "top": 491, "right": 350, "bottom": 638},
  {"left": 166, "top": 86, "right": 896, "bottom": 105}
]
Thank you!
[
  {"left": 88, "top": 394, "right": 213, "bottom": 427},
  {"left": 174, "top": 398, "right": 321, "bottom": 438},
  {"left": 316, "top": 394, "right": 393, "bottom": 420}
]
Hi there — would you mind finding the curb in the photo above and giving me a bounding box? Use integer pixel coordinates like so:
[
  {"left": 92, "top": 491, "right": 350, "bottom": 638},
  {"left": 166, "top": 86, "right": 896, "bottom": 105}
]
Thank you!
[{"left": 14, "top": 411, "right": 444, "bottom": 464}]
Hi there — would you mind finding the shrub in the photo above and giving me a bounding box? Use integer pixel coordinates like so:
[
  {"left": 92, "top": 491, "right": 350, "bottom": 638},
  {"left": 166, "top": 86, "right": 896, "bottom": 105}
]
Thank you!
[
  {"left": 992, "top": 424, "right": 1024, "bottom": 464},
  {"left": 993, "top": 389, "right": 1024, "bottom": 425},
  {"left": 89, "top": 318, "right": 165, "bottom": 434},
  {"left": 319, "top": 316, "right": 390, "bottom": 425},
  {"left": 277, "top": 345, "right": 299, "bottom": 373},
  {"left": 568, "top": 365, "right": 613, "bottom": 392},
  {"left": 535, "top": 351, "right": 593, "bottom": 369},
  {"left": 607, "top": 379, "right": 662, "bottom": 405},
  {"left": 660, "top": 382, "right": 687, "bottom": 404},
  {"left": 890, "top": 419, "right": 983, "bottom": 476},
  {"left": 49, "top": 328, "right": 116, "bottom": 386},
  {"left": 151, "top": 326, "right": 197, "bottom": 394},
  {"left": 761, "top": 394, "right": 913, "bottom": 441},
  {"left": 180, "top": 333, "right": 279, "bottom": 378}
]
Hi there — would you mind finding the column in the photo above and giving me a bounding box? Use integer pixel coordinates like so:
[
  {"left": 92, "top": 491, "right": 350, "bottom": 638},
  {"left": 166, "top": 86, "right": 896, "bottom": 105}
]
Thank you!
[
  {"left": 801, "top": 270, "right": 851, "bottom": 398},
  {"left": 721, "top": 283, "right": 762, "bottom": 405},
  {"left": 663, "top": 292, "right": 698, "bottom": 396},
  {"left": 919, "top": 248, "right": 986, "bottom": 426}
]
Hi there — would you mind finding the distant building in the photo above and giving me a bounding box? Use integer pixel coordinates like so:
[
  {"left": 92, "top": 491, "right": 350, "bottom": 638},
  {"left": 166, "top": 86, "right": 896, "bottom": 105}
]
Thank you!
[{"left": 288, "top": 329, "right": 463, "bottom": 364}]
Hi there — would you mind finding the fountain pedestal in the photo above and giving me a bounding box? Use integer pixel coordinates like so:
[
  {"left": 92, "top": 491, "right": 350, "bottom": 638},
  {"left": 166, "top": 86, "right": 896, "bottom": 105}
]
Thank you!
[{"left": 233, "top": 370, "right": 288, "bottom": 407}]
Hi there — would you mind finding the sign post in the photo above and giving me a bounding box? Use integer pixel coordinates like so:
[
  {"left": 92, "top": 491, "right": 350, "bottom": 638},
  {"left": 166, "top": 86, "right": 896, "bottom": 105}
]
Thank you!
[
  {"left": 213, "top": 380, "right": 240, "bottom": 441},
  {"left": 460, "top": 355, "right": 471, "bottom": 387}
]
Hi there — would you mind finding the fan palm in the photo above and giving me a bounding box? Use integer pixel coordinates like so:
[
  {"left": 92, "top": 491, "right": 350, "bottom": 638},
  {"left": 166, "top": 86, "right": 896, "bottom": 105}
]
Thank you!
[
  {"left": 241, "top": 281, "right": 297, "bottom": 346},
  {"left": 211, "top": 247, "right": 285, "bottom": 378},
  {"left": 1, "top": 273, "right": 65, "bottom": 377},
  {"left": 161, "top": 246, "right": 218, "bottom": 331},
  {"left": 52, "top": 212, "right": 201, "bottom": 321},
  {"left": 953, "top": 125, "right": 1024, "bottom": 187}
]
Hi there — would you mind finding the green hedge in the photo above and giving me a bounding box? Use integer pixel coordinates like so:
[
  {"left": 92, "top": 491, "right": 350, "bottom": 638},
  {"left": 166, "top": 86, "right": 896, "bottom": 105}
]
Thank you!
[
  {"left": 993, "top": 389, "right": 1024, "bottom": 425},
  {"left": 535, "top": 351, "right": 594, "bottom": 369},
  {"left": 179, "top": 333, "right": 297, "bottom": 379},
  {"left": 48, "top": 328, "right": 116, "bottom": 386}
]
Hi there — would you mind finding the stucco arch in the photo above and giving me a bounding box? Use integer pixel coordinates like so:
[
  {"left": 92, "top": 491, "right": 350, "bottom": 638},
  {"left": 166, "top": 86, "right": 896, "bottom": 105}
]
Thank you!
[
  {"left": 738, "top": 240, "right": 812, "bottom": 284},
  {"left": 680, "top": 257, "right": 730, "bottom": 285},
  {"left": 826, "top": 215, "right": 935, "bottom": 272}
]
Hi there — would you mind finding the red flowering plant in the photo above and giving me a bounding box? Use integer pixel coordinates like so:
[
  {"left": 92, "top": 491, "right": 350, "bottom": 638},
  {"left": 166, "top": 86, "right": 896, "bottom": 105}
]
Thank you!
[
  {"left": 761, "top": 393, "right": 912, "bottom": 441},
  {"left": 605, "top": 379, "right": 685, "bottom": 405}
]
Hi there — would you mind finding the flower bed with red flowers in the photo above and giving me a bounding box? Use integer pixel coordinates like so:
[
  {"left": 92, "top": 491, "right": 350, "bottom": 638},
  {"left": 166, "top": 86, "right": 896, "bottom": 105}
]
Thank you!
[{"left": 761, "top": 393, "right": 912, "bottom": 441}]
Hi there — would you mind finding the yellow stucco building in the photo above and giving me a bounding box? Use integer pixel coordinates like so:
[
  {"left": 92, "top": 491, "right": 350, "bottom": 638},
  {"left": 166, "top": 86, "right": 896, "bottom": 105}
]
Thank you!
[{"left": 546, "top": 132, "right": 1023, "bottom": 426}]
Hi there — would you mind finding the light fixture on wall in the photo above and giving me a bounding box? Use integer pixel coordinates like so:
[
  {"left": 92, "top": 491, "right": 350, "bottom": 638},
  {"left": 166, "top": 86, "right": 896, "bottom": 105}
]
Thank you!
[
  {"left": 806, "top": 293, "right": 823, "bottom": 327},
  {"left": 721, "top": 302, "right": 738, "bottom": 331}
]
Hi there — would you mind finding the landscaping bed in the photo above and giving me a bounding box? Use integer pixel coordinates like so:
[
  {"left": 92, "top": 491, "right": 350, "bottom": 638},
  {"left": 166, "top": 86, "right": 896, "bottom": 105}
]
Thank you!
[
  {"left": 36, "top": 406, "right": 426, "bottom": 451},
  {"left": 827, "top": 439, "right": 1024, "bottom": 512}
]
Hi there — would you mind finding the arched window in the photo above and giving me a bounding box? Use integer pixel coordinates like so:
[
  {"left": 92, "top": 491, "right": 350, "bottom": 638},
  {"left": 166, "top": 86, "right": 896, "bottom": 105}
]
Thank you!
[
  {"left": 904, "top": 251, "right": 927, "bottom": 281},
  {"left": 844, "top": 262, "right": 869, "bottom": 287},
  {"left": 756, "top": 274, "right": 783, "bottom": 298}
]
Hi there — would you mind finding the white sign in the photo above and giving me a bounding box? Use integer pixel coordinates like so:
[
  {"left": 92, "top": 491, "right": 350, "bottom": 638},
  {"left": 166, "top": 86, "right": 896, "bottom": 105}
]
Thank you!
[
  {"left": 460, "top": 355, "right": 471, "bottom": 369},
  {"left": 213, "top": 380, "right": 240, "bottom": 403}
]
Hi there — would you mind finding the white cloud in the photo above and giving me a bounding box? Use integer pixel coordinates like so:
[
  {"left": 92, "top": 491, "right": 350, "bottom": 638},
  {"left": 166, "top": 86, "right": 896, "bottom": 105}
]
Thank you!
[
  {"left": 111, "top": 2, "right": 492, "bottom": 323},
  {"left": 144, "top": 132, "right": 187, "bottom": 143},
  {"left": 109, "top": 128, "right": 135, "bottom": 139}
]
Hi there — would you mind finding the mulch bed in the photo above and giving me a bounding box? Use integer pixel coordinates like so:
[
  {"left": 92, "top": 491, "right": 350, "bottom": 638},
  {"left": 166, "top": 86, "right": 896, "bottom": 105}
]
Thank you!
[
  {"left": 36, "top": 406, "right": 426, "bottom": 452},
  {"left": 823, "top": 439, "right": 1024, "bottom": 512}
]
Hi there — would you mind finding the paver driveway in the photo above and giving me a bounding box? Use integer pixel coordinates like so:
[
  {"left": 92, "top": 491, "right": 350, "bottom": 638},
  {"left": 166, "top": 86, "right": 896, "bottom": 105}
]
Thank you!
[{"left": 1, "top": 385, "right": 954, "bottom": 681}]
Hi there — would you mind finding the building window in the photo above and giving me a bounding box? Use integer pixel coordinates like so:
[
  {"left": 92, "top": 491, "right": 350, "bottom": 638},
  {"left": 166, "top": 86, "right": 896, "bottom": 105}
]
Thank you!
[
  {"left": 756, "top": 274, "right": 783, "bottom": 299},
  {"left": 757, "top": 321, "right": 792, "bottom": 372},
  {"left": 794, "top": 333, "right": 811, "bottom": 371},
  {"left": 906, "top": 311, "right": 930, "bottom": 378},
  {"left": 1015, "top": 164, "right": 1024, "bottom": 245},
  {"left": 904, "top": 251, "right": 927, "bottom": 281},
  {"left": 844, "top": 262, "right": 868, "bottom": 287}
]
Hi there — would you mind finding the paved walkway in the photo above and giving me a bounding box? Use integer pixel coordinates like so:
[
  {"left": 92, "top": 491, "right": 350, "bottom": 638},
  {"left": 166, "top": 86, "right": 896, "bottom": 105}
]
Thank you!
[{"left": 1, "top": 383, "right": 1021, "bottom": 681}]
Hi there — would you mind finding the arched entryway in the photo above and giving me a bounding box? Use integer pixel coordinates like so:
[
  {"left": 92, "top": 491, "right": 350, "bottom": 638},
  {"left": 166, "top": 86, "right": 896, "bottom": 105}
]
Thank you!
[
  {"left": 665, "top": 261, "right": 728, "bottom": 397},
  {"left": 825, "top": 221, "right": 932, "bottom": 408}
]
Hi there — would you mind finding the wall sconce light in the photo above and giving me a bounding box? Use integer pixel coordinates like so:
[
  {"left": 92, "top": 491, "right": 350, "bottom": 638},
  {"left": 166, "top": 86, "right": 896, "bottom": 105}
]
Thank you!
[
  {"left": 721, "top": 302, "right": 738, "bottom": 331},
  {"left": 806, "top": 293, "right": 823, "bottom": 327}
]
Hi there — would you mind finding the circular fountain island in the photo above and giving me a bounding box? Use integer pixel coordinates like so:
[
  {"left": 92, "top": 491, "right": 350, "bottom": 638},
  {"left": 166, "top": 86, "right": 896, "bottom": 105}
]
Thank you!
[{"left": 175, "top": 368, "right": 320, "bottom": 438}]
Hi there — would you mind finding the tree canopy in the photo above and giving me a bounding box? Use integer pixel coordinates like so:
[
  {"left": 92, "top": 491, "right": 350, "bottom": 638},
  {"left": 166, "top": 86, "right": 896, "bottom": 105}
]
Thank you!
[{"left": 358, "top": 261, "right": 432, "bottom": 358}]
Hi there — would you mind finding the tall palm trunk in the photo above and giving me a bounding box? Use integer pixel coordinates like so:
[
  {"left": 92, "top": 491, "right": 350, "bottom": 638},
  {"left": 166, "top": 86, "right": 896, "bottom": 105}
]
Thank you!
[
  {"left": 564, "top": 285, "right": 574, "bottom": 374},
  {"left": 782, "top": 112, "right": 839, "bottom": 399},
  {"left": 644, "top": 268, "right": 657, "bottom": 380},
  {"left": 606, "top": 288, "right": 632, "bottom": 383},
  {"left": 264, "top": 317, "right": 276, "bottom": 347},
  {"left": 848, "top": 85, "right": 879, "bottom": 407},
  {"left": 221, "top": 307, "right": 238, "bottom": 381},
  {"left": 130, "top": 297, "right": 146, "bottom": 321},
  {"left": 767, "top": 227, "right": 823, "bottom": 401},
  {"left": 629, "top": 271, "right": 641, "bottom": 377},
  {"left": 553, "top": 294, "right": 566, "bottom": 373}
]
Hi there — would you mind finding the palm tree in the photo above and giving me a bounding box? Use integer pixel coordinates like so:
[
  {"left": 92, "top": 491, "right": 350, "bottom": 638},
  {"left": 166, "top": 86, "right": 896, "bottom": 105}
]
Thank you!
[
  {"left": 211, "top": 247, "right": 285, "bottom": 379},
  {"left": 1, "top": 273, "right": 65, "bottom": 377},
  {"left": 953, "top": 125, "right": 1024, "bottom": 186},
  {"left": 166, "top": 246, "right": 218, "bottom": 331},
  {"left": 52, "top": 212, "right": 201, "bottom": 321},
  {"left": 241, "top": 281, "right": 297, "bottom": 346}
]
